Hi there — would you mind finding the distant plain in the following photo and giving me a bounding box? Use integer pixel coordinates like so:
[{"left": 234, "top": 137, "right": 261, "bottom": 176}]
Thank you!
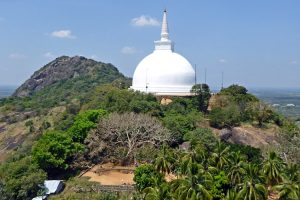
[{"left": 1, "top": 86, "right": 300, "bottom": 120}]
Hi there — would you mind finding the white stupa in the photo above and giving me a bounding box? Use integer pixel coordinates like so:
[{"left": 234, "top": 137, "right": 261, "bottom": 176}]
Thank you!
[{"left": 130, "top": 10, "right": 196, "bottom": 96}]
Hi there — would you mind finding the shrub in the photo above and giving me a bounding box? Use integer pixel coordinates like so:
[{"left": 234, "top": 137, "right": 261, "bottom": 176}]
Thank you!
[
  {"left": 209, "top": 105, "right": 241, "bottom": 129},
  {"left": 184, "top": 128, "right": 217, "bottom": 151}
]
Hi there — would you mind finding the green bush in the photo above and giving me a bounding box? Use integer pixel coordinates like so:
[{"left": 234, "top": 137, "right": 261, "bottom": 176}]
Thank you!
[
  {"left": 184, "top": 128, "right": 217, "bottom": 151},
  {"left": 209, "top": 105, "right": 241, "bottom": 129},
  {"left": 210, "top": 171, "right": 230, "bottom": 199}
]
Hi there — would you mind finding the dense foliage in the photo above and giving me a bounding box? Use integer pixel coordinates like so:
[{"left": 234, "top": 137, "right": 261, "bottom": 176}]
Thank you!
[
  {"left": 0, "top": 157, "right": 47, "bottom": 200},
  {"left": 136, "top": 134, "right": 300, "bottom": 200},
  {"left": 32, "top": 131, "right": 83, "bottom": 171},
  {"left": 1, "top": 76, "right": 300, "bottom": 199},
  {"left": 208, "top": 84, "right": 286, "bottom": 129}
]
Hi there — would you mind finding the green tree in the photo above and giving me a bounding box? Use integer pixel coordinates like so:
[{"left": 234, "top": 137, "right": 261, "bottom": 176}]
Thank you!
[
  {"left": 133, "top": 164, "right": 164, "bottom": 192},
  {"left": 143, "top": 179, "right": 171, "bottom": 200},
  {"left": 172, "top": 164, "right": 212, "bottom": 200},
  {"left": 180, "top": 149, "right": 204, "bottom": 175},
  {"left": 273, "top": 181, "right": 299, "bottom": 200},
  {"left": 236, "top": 164, "right": 267, "bottom": 200},
  {"left": 162, "top": 111, "right": 203, "bottom": 144},
  {"left": 228, "top": 151, "right": 246, "bottom": 186},
  {"left": 191, "top": 84, "right": 211, "bottom": 113},
  {"left": 284, "top": 163, "right": 300, "bottom": 183},
  {"left": 220, "top": 84, "right": 248, "bottom": 96},
  {"left": 154, "top": 145, "right": 173, "bottom": 174},
  {"left": 251, "top": 102, "right": 274, "bottom": 127},
  {"left": 67, "top": 109, "right": 107, "bottom": 143},
  {"left": 211, "top": 141, "right": 230, "bottom": 169},
  {"left": 0, "top": 157, "right": 47, "bottom": 200},
  {"left": 32, "top": 131, "right": 83, "bottom": 172}
]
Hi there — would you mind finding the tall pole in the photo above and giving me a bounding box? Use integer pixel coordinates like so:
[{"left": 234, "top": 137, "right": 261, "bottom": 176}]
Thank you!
[
  {"left": 194, "top": 64, "right": 197, "bottom": 85},
  {"left": 221, "top": 71, "right": 224, "bottom": 89},
  {"left": 204, "top": 68, "right": 207, "bottom": 84},
  {"left": 146, "top": 68, "right": 148, "bottom": 92}
]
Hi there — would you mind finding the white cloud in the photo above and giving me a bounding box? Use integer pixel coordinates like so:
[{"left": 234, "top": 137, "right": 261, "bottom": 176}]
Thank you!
[
  {"left": 51, "top": 29, "right": 76, "bottom": 39},
  {"left": 289, "top": 60, "right": 299, "bottom": 65},
  {"left": 9, "top": 53, "right": 26, "bottom": 60},
  {"left": 43, "top": 52, "right": 56, "bottom": 59},
  {"left": 121, "top": 46, "right": 137, "bottom": 55},
  {"left": 131, "top": 15, "right": 160, "bottom": 27},
  {"left": 218, "top": 59, "right": 227, "bottom": 63}
]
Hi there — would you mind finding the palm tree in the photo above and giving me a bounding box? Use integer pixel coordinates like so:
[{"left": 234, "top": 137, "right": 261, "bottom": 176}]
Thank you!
[
  {"left": 263, "top": 151, "right": 285, "bottom": 186},
  {"left": 180, "top": 149, "right": 202, "bottom": 175},
  {"left": 270, "top": 163, "right": 300, "bottom": 200},
  {"left": 211, "top": 140, "right": 230, "bottom": 169},
  {"left": 228, "top": 151, "right": 246, "bottom": 186},
  {"left": 172, "top": 164, "right": 213, "bottom": 200},
  {"left": 143, "top": 181, "right": 171, "bottom": 200},
  {"left": 236, "top": 164, "right": 267, "bottom": 200},
  {"left": 224, "top": 189, "right": 237, "bottom": 200},
  {"left": 154, "top": 145, "right": 173, "bottom": 174},
  {"left": 273, "top": 181, "right": 299, "bottom": 200},
  {"left": 284, "top": 163, "right": 300, "bottom": 183}
]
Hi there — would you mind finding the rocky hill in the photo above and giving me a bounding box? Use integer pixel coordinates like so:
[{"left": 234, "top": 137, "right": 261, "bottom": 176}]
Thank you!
[{"left": 13, "top": 56, "right": 126, "bottom": 97}]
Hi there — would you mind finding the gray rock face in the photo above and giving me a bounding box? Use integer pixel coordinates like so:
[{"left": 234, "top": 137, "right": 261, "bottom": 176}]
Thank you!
[
  {"left": 220, "top": 128, "right": 233, "bottom": 140},
  {"left": 12, "top": 56, "right": 104, "bottom": 97}
]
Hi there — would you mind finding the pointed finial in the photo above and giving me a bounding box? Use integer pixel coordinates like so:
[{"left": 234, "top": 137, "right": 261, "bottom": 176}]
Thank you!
[{"left": 161, "top": 9, "right": 169, "bottom": 41}]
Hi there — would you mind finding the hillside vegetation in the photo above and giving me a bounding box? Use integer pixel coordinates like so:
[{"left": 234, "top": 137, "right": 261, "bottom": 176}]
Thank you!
[
  {"left": 0, "top": 56, "right": 129, "bottom": 161},
  {"left": 0, "top": 57, "right": 300, "bottom": 199}
]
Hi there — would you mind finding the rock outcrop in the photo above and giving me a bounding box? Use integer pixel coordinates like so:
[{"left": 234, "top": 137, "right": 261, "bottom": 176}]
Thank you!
[{"left": 13, "top": 56, "right": 119, "bottom": 97}]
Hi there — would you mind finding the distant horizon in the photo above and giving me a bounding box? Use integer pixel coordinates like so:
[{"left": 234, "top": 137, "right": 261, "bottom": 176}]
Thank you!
[
  {"left": 2, "top": 82, "right": 300, "bottom": 91},
  {"left": 2, "top": 54, "right": 300, "bottom": 91}
]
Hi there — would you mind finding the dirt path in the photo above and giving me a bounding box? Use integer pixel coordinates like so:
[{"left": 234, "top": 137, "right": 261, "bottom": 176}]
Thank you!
[
  {"left": 83, "top": 171, "right": 134, "bottom": 185},
  {"left": 82, "top": 163, "right": 135, "bottom": 185},
  {"left": 82, "top": 163, "right": 177, "bottom": 185}
]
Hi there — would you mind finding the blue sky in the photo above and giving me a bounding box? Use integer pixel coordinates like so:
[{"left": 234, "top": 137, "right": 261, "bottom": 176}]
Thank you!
[{"left": 0, "top": 0, "right": 300, "bottom": 89}]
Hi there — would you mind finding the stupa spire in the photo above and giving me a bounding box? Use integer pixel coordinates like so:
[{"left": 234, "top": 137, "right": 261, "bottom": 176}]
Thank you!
[
  {"left": 161, "top": 9, "right": 169, "bottom": 41},
  {"left": 154, "top": 9, "right": 173, "bottom": 51}
]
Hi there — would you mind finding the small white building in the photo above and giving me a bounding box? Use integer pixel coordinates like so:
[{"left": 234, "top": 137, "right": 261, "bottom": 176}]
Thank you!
[
  {"left": 32, "top": 180, "right": 64, "bottom": 200},
  {"left": 131, "top": 10, "right": 196, "bottom": 96}
]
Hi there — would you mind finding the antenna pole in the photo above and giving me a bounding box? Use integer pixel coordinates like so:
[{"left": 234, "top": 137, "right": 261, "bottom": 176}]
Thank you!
[
  {"left": 221, "top": 71, "right": 224, "bottom": 89},
  {"left": 146, "top": 68, "right": 148, "bottom": 92},
  {"left": 204, "top": 68, "right": 207, "bottom": 84},
  {"left": 194, "top": 64, "right": 197, "bottom": 85}
]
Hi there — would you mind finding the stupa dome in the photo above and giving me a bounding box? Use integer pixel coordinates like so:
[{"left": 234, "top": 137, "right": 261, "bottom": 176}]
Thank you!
[{"left": 131, "top": 10, "right": 195, "bottom": 96}]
